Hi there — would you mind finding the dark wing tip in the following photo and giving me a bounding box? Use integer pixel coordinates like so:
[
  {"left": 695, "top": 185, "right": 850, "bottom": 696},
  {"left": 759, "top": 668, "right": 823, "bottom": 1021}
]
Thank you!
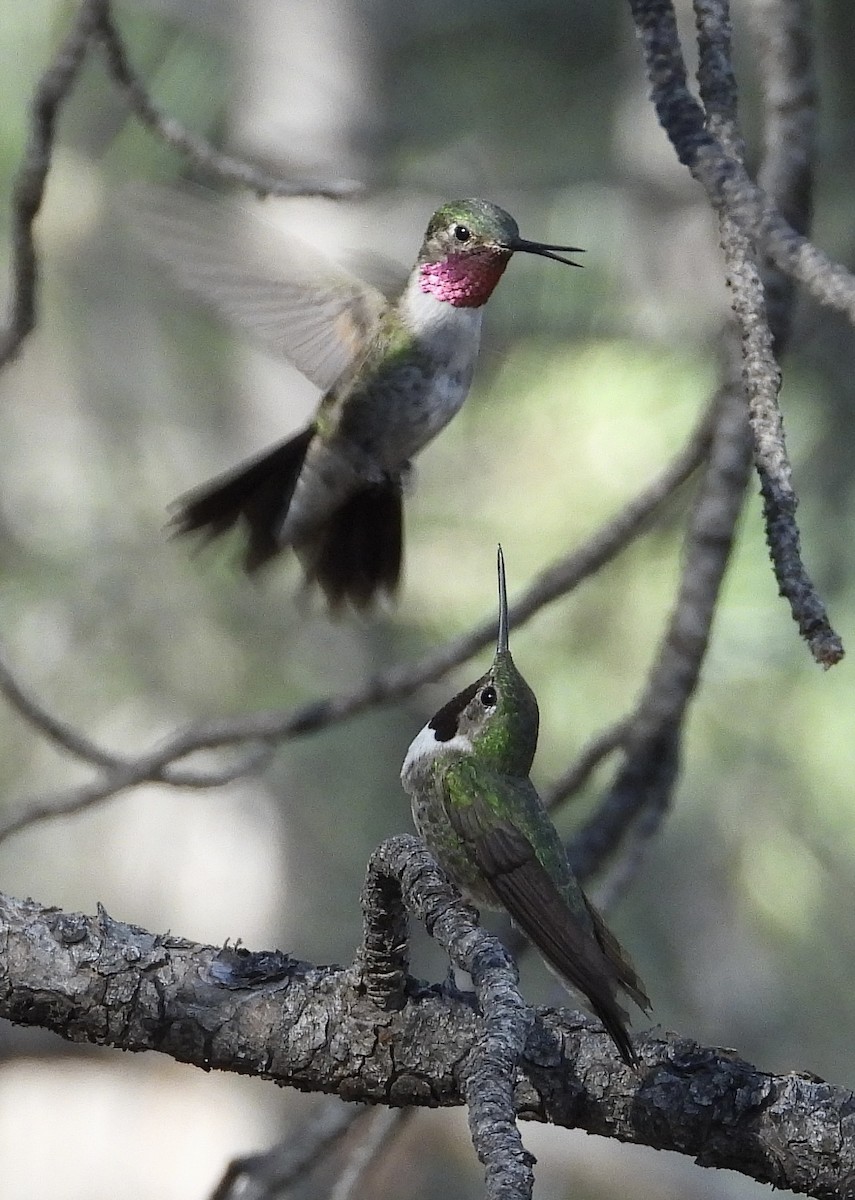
[
  {"left": 584, "top": 896, "right": 652, "bottom": 1014},
  {"left": 472, "top": 824, "right": 643, "bottom": 1068}
]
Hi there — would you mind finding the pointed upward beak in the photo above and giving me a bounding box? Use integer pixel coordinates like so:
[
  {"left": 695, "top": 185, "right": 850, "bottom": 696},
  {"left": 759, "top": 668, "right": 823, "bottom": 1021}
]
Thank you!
[
  {"left": 508, "top": 236, "right": 584, "bottom": 268},
  {"left": 497, "top": 545, "right": 509, "bottom": 655}
]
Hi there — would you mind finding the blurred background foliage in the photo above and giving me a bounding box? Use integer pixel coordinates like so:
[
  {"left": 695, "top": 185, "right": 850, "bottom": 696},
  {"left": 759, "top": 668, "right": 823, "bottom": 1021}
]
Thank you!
[{"left": 1, "top": 1, "right": 854, "bottom": 1197}]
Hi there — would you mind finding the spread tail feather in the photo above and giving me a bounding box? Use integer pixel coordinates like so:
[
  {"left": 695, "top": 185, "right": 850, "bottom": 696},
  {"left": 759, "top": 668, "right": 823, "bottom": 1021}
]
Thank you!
[
  {"left": 170, "top": 430, "right": 403, "bottom": 607},
  {"left": 169, "top": 427, "right": 314, "bottom": 573},
  {"left": 300, "top": 480, "right": 403, "bottom": 609}
]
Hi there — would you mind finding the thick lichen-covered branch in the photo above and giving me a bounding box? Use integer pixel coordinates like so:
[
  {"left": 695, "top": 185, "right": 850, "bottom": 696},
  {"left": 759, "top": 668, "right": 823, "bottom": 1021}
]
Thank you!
[{"left": 2, "top": 880, "right": 855, "bottom": 1198}]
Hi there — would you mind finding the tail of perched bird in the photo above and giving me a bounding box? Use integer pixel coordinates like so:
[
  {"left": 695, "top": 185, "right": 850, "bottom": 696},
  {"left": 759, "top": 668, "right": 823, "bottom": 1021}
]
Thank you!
[
  {"left": 169, "top": 428, "right": 404, "bottom": 608},
  {"left": 471, "top": 819, "right": 650, "bottom": 1069}
]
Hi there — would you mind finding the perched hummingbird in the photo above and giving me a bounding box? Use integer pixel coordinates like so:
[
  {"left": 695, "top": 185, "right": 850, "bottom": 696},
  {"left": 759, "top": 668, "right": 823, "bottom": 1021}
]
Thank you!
[
  {"left": 401, "top": 549, "right": 650, "bottom": 1067},
  {"left": 133, "top": 190, "right": 581, "bottom": 608}
]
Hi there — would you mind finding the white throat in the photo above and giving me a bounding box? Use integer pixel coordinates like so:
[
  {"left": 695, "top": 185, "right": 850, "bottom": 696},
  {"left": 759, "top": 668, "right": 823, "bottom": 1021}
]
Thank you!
[
  {"left": 399, "top": 273, "right": 484, "bottom": 344},
  {"left": 400, "top": 721, "right": 473, "bottom": 790}
]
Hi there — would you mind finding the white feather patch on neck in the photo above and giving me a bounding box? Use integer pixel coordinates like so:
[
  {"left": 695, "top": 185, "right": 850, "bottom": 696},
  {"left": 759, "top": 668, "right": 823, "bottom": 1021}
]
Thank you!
[
  {"left": 401, "top": 721, "right": 473, "bottom": 784},
  {"left": 399, "top": 273, "right": 483, "bottom": 338}
]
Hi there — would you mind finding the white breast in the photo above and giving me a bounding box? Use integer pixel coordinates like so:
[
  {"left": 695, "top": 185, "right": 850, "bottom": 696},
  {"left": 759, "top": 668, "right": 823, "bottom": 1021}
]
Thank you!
[{"left": 395, "top": 279, "right": 484, "bottom": 453}]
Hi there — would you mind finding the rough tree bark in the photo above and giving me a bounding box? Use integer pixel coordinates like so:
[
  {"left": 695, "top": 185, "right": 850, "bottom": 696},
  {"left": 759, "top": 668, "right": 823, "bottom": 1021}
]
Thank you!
[{"left": 2, "top": 848, "right": 855, "bottom": 1199}]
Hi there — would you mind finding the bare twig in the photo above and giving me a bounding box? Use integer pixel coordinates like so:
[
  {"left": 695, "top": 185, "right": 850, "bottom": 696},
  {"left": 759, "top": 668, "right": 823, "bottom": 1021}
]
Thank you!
[
  {"left": 210, "top": 1101, "right": 366, "bottom": 1200},
  {"left": 328, "top": 1108, "right": 413, "bottom": 1200},
  {"left": 541, "top": 718, "right": 631, "bottom": 812},
  {"left": 567, "top": 0, "right": 824, "bottom": 889},
  {"left": 210, "top": 1063, "right": 410, "bottom": 1200},
  {"left": 0, "top": 0, "right": 359, "bottom": 372},
  {"left": 627, "top": 0, "right": 855, "bottom": 326},
  {"left": 590, "top": 769, "right": 686, "bottom": 911},
  {"left": 0, "top": 647, "right": 117, "bottom": 769},
  {"left": 0, "top": 644, "right": 272, "bottom": 788},
  {"left": 92, "top": 5, "right": 359, "bottom": 200},
  {"left": 628, "top": 0, "right": 841, "bottom": 666},
  {"left": 0, "top": 0, "right": 100, "bottom": 366},
  {"left": 698, "top": 0, "right": 840, "bottom": 667},
  {"left": 750, "top": 0, "right": 816, "bottom": 344},
  {"left": 568, "top": 382, "right": 749, "bottom": 882}
]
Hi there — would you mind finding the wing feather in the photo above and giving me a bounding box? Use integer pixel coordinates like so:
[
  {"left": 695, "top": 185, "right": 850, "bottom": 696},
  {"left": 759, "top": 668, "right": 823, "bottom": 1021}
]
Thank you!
[
  {"left": 444, "top": 783, "right": 642, "bottom": 1067},
  {"left": 123, "top": 185, "right": 388, "bottom": 393}
]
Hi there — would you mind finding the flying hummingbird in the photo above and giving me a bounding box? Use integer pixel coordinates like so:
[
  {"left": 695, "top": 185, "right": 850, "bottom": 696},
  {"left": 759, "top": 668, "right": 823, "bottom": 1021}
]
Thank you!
[
  {"left": 132, "top": 190, "right": 581, "bottom": 608},
  {"left": 400, "top": 549, "right": 650, "bottom": 1067}
]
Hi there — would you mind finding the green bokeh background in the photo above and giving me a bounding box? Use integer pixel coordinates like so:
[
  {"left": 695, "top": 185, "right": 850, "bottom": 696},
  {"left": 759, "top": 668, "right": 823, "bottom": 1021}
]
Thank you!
[{"left": 1, "top": 2, "right": 854, "bottom": 1197}]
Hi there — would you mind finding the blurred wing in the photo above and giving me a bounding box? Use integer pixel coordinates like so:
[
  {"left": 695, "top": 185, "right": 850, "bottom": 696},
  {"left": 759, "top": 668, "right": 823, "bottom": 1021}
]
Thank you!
[
  {"left": 341, "top": 249, "right": 409, "bottom": 301},
  {"left": 123, "top": 185, "right": 389, "bottom": 393},
  {"left": 444, "top": 774, "right": 639, "bottom": 1066}
]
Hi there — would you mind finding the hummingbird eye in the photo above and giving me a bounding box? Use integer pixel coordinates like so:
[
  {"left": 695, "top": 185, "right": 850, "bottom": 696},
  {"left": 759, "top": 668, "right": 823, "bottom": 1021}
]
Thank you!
[
  {"left": 453, "top": 224, "right": 471, "bottom": 242},
  {"left": 479, "top": 686, "right": 497, "bottom": 708}
]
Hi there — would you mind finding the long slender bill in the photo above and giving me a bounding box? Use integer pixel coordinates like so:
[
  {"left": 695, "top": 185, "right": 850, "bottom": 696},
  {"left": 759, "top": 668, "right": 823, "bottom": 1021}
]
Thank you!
[
  {"left": 510, "top": 236, "right": 584, "bottom": 267},
  {"left": 497, "top": 545, "right": 509, "bottom": 655}
]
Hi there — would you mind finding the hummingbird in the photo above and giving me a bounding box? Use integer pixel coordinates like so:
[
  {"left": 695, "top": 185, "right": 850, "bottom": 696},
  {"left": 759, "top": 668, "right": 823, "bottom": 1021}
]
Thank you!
[
  {"left": 400, "top": 548, "right": 650, "bottom": 1068},
  {"left": 133, "top": 190, "right": 581, "bottom": 608}
]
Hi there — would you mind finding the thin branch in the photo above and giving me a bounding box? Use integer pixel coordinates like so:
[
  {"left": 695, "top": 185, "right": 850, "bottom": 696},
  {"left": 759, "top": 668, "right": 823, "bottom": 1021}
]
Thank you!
[
  {"left": 0, "top": 647, "right": 117, "bottom": 769},
  {"left": 590, "top": 790, "right": 674, "bottom": 912},
  {"left": 328, "top": 1108, "right": 413, "bottom": 1200},
  {"left": 0, "top": 410, "right": 709, "bottom": 846},
  {"left": 0, "top": 0, "right": 359, "bottom": 373},
  {"left": 697, "top": 0, "right": 840, "bottom": 668},
  {"left": 568, "top": 0, "right": 824, "bottom": 890},
  {"left": 569, "top": 383, "right": 750, "bottom": 882},
  {"left": 750, "top": 0, "right": 816, "bottom": 344},
  {"left": 627, "top": 0, "right": 855, "bottom": 325},
  {"left": 541, "top": 718, "right": 631, "bottom": 812},
  {"left": 91, "top": 4, "right": 359, "bottom": 200},
  {"left": 210, "top": 1074, "right": 411, "bottom": 1200},
  {"left": 0, "top": 0, "right": 100, "bottom": 366},
  {"left": 3, "top": 882, "right": 855, "bottom": 1198},
  {"left": 0, "top": 644, "right": 273, "bottom": 787},
  {"left": 210, "top": 1101, "right": 367, "bottom": 1200},
  {"left": 628, "top": 0, "right": 842, "bottom": 665}
]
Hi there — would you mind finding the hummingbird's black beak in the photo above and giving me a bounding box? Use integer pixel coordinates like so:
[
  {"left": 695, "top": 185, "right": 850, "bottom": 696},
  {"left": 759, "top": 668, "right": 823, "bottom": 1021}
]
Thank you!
[
  {"left": 497, "top": 545, "right": 509, "bottom": 655},
  {"left": 509, "top": 237, "right": 584, "bottom": 268}
]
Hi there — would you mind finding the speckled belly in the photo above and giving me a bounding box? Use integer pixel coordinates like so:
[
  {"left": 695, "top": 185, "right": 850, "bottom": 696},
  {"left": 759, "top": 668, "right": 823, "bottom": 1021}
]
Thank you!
[
  {"left": 340, "top": 360, "right": 475, "bottom": 472},
  {"left": 410, "top": 787, "right": 499, "bottom": 911}
]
